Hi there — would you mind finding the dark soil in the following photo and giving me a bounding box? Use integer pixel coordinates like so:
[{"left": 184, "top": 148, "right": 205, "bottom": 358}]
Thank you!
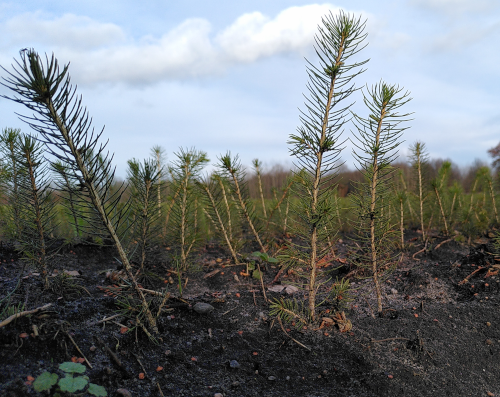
[{"left": 1, "top": 233, "right": 500, "bottom": 397}]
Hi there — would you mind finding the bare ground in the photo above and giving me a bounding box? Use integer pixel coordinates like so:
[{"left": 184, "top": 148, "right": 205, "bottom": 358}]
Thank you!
[{"left": 1, "top": 232, "right": 500, "bottom": 397}]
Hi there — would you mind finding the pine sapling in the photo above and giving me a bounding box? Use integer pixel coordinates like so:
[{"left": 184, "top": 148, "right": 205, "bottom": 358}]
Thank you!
[
  {"left": 409, "top": 141, "right": 428, "bottom": 240},
  {"left": 350, "top": 82, "right": 411, "bottom": 314},
  {"left": 276, "top": 11, "right": 369, "bottom": 322},
  {"left": 1, "top": 49, "right": 159, "bottom": 334}
]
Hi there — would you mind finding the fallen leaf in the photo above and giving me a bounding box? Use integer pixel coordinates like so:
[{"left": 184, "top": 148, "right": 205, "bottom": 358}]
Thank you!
[
  {"left": 191, "top": 357, "right": 197, "bottom": 362},
  {"left": 235, "top": 293, "right": 241, "bottom": 298},
  {"left": 71, "top": 357, "right": 78, "bottom": 363},
  {"left": 19, "top": 333, "right": 29, "bottom": 339},
  {"left": 267, "top": 285, "right": 285, "bottom": 293},
  {"left": 156, "top": 366, "right": 163, "bottom": 372},
  {"left": 77, "top": 358, "right": 85, "bottom": 363},
  {"left": 252, "top": 352, "right": 258, "bottom": 356},
  {"left": 120, "top": 327, "right": 129, "bottom": 334},
  {"left": 138, "top": 373, "right": 145, "bottom": 379}
]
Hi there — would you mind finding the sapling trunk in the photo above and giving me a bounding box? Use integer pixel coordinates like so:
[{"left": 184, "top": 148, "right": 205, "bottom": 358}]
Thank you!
[
  {"left": 52, "top": 162, "right": 82, "bottom": 239},
  {"left": 409, "top": 142, "right": 428, "bottom": 241},
  {"left": 220, "top": 154, "right": 266, "bottom": 252},
  {"left": 432, "top": 181, "right": 449, "bottom": 236},
  {"left": 216, "top": 175, "right": 233, "bottom": 241},
  {"left": 197, "top": 177, "right": 239, "bottom": 264},
  {"left": 398, "top": 194, "right": 405, "bottom": 248},
  {"left": 487, "top": 178, "right": 499, "bottom": 224},
  {"left": 253, "top": 159, "right": 267, "bottom": 218}
]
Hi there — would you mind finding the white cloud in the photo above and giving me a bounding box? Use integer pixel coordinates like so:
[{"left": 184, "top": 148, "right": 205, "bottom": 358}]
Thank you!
[
  {"left": 2, "top": 12, "right": 125, "bottom": 50},
  {"left": 0, "top": 4, "right": 373, "bottom": 85},
  {"left": 411, "top": 0, "right": 498, "bottom": 16},
  {"left": 215, "top": 4, "right": 341, "bottom": 63},
  {"left": 61, "top": 18, "right": 219, "bottom": 84}
]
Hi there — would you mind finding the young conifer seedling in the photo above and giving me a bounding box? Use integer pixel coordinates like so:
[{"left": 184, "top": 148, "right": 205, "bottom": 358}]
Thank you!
[
  {"left": 274, "top": 11, "right": 369, "bottom": 322},
  {"left": 350, "top": 82, "right": 412, "bottom": 314},
  {"left": 196, "top": 174, "right": 240, "bottom": 264},
  {"left": 15, "top": 134, "right": 59, "bottom": 289},
  {"left": 168, "top": 147, "right": 208, "bottom": 269},
  {"left": 1, "top": 49, "right": 159, "bottom": 334},
  {"left": 0, "top": 128, "right": 23, "bottom": 238},
  {"left": 409, "top": 141, "right": 429, "bottom": 240},
  {"left": 127, "top": 158, "right": 162, "bottom": 275}
]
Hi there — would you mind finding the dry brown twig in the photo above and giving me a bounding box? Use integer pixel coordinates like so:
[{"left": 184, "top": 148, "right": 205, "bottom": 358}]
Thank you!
[
  {"left": 277, "top": 316, "right": 311, "bottom": 351},
  {"left": 412, "top": 238, "right": 429, "bottom": 260},
  {"left": 64, "top": 331, "right": 92, "bottom": 369},
  {"left": 0, "top": 303, "right": 52, "bottom": 329},
  {"left": 458, "top": 266, "right": 484, "bottom": 285}
]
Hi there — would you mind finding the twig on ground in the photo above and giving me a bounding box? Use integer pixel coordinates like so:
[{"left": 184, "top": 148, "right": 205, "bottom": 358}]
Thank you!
[
  {"left": 0, "top": 303, "right": 52, "bottom": 329},
  {"left": 95, "top": 336, "right": 128, "bottom": 375},
  {"left": 412, "top": 238, "right": 429, "bottom": 260},
  {"left": 157, "top": 383, "right": 165, "bottom": 397},
  {"left": 270, "top": 266, "right": 285, "bottom": 285},
  {"left": 65, "top": 331, "right": 92, "bottom": 369},
  {"left": 458, "top": 266, "right": 484, "bottom": 285},
  {"left": 277, "top": 316, "right": 311, "bottom": 351},
  {"left": 92, "top": 314, "right": 121, "bottom": 326},
  {"left": 222, "top": 305, "right": 238, "bottom": 316},
  {"left": 132, "top": 352, "right": 148, "bottom": 378},
  {"left": 434, "top": 236, "right": 457, "bottom": 251}
]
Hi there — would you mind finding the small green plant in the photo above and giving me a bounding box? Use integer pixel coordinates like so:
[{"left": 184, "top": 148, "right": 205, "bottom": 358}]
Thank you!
[
  {"left": 126, "top": 157, "right": 162, "bottom": 275},
  {"left": 327, "top": 277, "right": 353, "bottom": 312},
  {"left": 33, "top": 361, "right": 107, "bottom": 396},
  {"left": 279, "top": 10, "right": 369, "bottom": 322},
  {"left": 248, "top": 251, "right": 279, "bottom": 279},
  {"left": 168, "top": 147, "right": 208, "bottom": 269},
  {"left": 409, "top": 141, "right": 429, "bottom": 240},
  {"left": 350, "top": 82, "right": 411, "bottom": 314}
]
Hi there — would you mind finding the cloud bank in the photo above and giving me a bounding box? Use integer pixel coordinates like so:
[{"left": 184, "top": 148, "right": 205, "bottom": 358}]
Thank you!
[{"left": 1, "top": 4, "right": 353, "bottom": 85}]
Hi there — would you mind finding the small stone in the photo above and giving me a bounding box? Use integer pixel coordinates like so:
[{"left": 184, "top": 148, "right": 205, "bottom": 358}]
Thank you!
[
  {"left": 193, "top": 302, "right": 214, "bottom": 314},
  {"left": 229, "top": 360, "right": 240, "bottom": 369},
  {"left": 115, "top": 389, "right": 132, "bottom": 397},
  {"left": 89, "top": 345, "right": 96, "bottom": 352},
  {"left": 487, "top": 392, "right": 494, "bottom": 397},
  {"left": 231, "top": 381, "right": 240, "bottom": 388},
  {"left": 286, "top": 376, "right": 290, "bottom": 380},
  {"left": 487, "top": 322, "right": 491, "bottom": 327},
  {"left": 390, "top": 288, "right": 398, "bottom": 295},
  {"left": 268, "top": 376, "right": 276, "bottom": 381},
  {"left": 486, "top": 339, "right": 493, "bottom": 345},
  {"left": 214, "top": 394, "right": 224, "bottom": 397}
]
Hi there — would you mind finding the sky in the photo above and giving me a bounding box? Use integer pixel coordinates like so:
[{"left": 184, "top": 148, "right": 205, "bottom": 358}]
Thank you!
[{"left": 0, "top": 0, "right": 499, "bottom": 177}]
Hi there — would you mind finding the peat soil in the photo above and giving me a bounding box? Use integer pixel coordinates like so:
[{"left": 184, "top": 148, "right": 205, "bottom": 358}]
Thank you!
[{"left": 1, "top": 232, "right": 500, "bottom": 397}]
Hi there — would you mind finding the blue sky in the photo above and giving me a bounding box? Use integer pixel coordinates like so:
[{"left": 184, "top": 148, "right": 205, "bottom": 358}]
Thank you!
[{"left": 0, "top": 0, "right": 498, "bottom": 177}]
